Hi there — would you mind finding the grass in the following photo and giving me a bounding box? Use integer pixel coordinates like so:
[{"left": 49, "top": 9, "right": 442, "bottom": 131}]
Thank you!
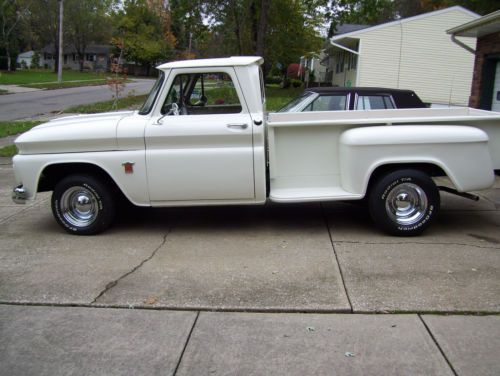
[
  {"left": 0, "top": 144, "right": 17, "bottom": 157},
  {"left": 23, "top": 79, "right": 108, "bottom": 90},
  {"left": 0, "top": 69, "right": 106, "bottom": 85},
  {"left": 63, "top": 94, "right": 148, "bottom": 114},
  {"left": 0, "top": 120, "right": 42, "bottom": 138},
  {"left": 265, "top": 85, "right": 303, "bottom": 112},
  {"left": 0, "top": 89, "right": 8, "bottom": 95}
]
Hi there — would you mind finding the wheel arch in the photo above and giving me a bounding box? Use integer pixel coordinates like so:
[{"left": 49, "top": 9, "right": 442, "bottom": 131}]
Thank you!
[
  {"left": 38, "top": 162, "right": 128, "bottom": 202},
  {"left": 366, "top": 162, "right": 447, "bottom": 194}
]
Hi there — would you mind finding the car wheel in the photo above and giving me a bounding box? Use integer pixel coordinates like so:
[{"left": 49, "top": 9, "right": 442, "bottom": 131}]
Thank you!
[
  {"left": 51, "top": 174, "right": 116, "bottom": 235},
  {"left": 369, "top": 169, "right": 440, "bottom": 236}
]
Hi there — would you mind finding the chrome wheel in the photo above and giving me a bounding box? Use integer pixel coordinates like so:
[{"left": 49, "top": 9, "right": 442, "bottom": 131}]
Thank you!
[
  {"left": 385, "top": 183, "right": 428, "bottom": 226},
  {"left": 60, "top": 186, "right": 98, "bottom": 228}
]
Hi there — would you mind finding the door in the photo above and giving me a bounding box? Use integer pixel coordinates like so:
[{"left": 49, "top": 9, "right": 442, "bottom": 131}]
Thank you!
[
  {"left": 145, "top": 68, "right": 255, "bottom": 203},
  {"left": 491, "top": 61, "right": 500, "bottom": 112}
]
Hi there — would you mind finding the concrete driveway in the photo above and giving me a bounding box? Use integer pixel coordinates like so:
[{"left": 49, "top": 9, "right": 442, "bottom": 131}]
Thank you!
[
  {"left": 0, "top": 79, "right": 155, "bottom": 121},
  {"left": 1, "top": 160, "right": 499, "bottom": 375}
]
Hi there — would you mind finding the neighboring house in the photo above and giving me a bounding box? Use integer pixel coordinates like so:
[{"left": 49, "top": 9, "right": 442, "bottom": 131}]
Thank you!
[
  {"left": 17, "top": 51, "right": 35, "bottom": 68},
  {"left": 41, "top": 44, "right": 111, "bottom": 72},
  {"left": 322, "top": 6, "right": 479, "bottom": 106},
  {"left": 299, "top": 52, "right": 327, "bottom": 83},
  {"left": 447, "top": 10, "right": 500, "bottom": 111}
]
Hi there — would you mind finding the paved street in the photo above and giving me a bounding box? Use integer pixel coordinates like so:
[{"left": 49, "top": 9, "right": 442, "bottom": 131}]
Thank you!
[
  {"left": 0, "top": 79, "right": 155, "bottom": 121},
  {"left": 0, "top": 161, "right": 499, "bottom": 375}
]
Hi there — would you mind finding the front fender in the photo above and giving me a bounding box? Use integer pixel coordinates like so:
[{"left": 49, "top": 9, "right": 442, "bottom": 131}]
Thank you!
[
  {"left": 339, "top": 125, "right": 495, "bottom": 195},
  {"left": 12, "top": 151, "right": 150, "bottom": 206}
]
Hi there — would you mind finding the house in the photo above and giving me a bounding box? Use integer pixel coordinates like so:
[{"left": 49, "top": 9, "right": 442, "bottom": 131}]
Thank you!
[
  {"left": 299, "top": 52, "right": 327, "bottom": 84},
  {"left": 17, "top": 51, "right": 36, "bottom": 68},
  {"left": 447, "top": 10, "right": 500, "bottom": 111},
  {"left": 40, "top": 44, "right": 111, "bottom": 72},
  {"left": 322, "top": 6, "right": 479, "bottom": 106}
]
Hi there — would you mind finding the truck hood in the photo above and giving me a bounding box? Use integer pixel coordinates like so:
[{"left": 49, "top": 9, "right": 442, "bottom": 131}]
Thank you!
[{"left": 15, "top": 111, "right": 135, "bottom": 155}]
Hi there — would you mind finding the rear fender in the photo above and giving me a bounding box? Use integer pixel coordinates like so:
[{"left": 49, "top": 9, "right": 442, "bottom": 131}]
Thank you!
[{"left": 339, "top": 125, "right": 495, "bottom": 195}]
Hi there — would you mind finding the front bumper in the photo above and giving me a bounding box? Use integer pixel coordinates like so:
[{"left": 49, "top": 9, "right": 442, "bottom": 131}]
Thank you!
[{"left": 12, "top": 185, "right": 27, "bottom": 204}]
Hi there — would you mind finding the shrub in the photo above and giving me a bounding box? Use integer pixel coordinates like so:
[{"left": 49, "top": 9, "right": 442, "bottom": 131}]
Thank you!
[
  {"left": 291, "top": 79, "right": 303, "bottom": 88},
  {"left": 286, "top": 63, "right": 303, "bottom": 79},
  {"left": 265, "top": 76, "right": 282, "bottom": 85}
]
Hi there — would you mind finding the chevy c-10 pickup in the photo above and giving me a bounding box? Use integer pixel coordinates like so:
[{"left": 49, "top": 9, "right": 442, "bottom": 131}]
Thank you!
[{"left": 12, "top": 56, "right": 500, "bottom": 235}]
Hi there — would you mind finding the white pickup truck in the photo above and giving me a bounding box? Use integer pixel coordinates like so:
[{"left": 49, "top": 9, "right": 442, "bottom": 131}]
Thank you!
[{"left": 12, "top": 56, "right": 500, "bottom": 236}]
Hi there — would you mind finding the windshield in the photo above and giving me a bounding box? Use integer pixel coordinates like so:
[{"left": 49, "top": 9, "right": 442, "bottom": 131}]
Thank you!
[
  {"left": 278, "top": 91, "right": 315, "bottom": 112},
  {"left": 139, "top": 72, "right": 165, "bottom": 115}
]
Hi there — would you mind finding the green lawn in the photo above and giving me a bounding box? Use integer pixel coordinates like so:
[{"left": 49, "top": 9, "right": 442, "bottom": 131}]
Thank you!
[
  {"left": 265, "top": 85, "right": 303, "bottom": 112},
  {"left": 0, "top": 120, "right": 43, "bottom": 158},
  {"left": 0, "top": 69, "right": 107, "bottom": 85},
  {"left": 63, "top": 94, "right": 148, "bottom": 114},
  {"left": 0, "top": 144, "right": 17, "bottom": 157},
  {"left": 0, "top": 120, "right": 42, "bottom": 138}
]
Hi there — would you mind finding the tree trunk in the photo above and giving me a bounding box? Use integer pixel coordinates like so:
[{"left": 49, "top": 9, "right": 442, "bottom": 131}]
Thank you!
[
  {"left": 256, "top": 0, "right": 270, "bottom": 58},
  {"left": 78, "top": 52, "right": 84, "bottom": 71}
]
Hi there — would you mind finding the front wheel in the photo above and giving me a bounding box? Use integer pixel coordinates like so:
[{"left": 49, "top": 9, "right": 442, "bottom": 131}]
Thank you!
[
  {"left": 51, "top": 174, "right": 116, "bottom": 235},
  {"left": 368, "top": 169, "right": 440, "bottom": 236}
]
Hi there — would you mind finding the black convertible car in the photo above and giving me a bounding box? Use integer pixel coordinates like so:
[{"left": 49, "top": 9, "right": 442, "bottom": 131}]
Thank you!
[{"left": 279, "top": 87, "right": 426, "bottom": 112}]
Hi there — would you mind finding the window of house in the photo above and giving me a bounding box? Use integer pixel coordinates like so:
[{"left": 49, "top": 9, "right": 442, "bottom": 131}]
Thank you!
[
  {"left": 303, "top": 94, "right": 347, "bottom": 112},
  {"left": 161, "top": 72, "right": 242, "bottom": 116},
  {"left": 356, "top": 95, "right": 395, "bottom": 110}
]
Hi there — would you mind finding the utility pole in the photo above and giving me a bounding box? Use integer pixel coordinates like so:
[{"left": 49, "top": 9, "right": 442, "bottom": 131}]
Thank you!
[{"left": 57, "top": 0, "right": 64, "bottom": 84}]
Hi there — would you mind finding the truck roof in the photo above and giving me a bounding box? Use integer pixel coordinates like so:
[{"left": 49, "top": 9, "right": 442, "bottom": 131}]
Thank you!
[{"left": 157, "top": 56, "right": 263, "bottom": 70}]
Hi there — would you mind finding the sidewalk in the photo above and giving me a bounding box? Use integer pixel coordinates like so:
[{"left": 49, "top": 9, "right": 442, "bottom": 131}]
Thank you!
[
  {"left": 0, "top": 84, "right": 43, "bottom": 93},
  {"left": 1, "top": 305, "right": 498, "bottom": 376}
]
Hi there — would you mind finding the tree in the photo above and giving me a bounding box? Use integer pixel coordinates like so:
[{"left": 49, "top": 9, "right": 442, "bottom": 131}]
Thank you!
[
  {"left": 28, "top": 0, "right": 61, "bottom": 72},
  {"left": 112, "top": 0, "right": 176, "bottom": 74},
  {"left": 200, "top": 0, "right": 323, "bottom": 75},
  {"left": 0, "top": 0, "right": 32, "bottom": 71},
  {"left": 65, "top": 0, "right": 113, "bottom": 71}
]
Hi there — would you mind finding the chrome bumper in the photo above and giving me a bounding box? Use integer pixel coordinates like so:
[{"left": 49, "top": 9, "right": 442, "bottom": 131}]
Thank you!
[{"left": 12, "top": 185, "right": 27, "bottom": 204}]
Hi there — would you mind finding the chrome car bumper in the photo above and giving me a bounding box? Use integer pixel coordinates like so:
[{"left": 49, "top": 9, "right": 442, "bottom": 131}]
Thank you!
[{"left": 12, "top": 185, "right": 27, "bottom": 204}]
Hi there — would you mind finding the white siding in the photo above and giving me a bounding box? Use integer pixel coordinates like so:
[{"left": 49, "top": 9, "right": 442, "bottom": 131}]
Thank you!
[
  {"left": 354, "top": 7, "right": 477, "bottom": 106},
  {"left": 398, "top": 8, "right": 476, "bottom": 105},
  {"left": 357, "top": 24, "right": 402, "bottom": 88}
]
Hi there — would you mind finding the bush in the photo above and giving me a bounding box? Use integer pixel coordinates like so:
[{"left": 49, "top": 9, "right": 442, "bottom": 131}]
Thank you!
[
  {"left": 286, "top": 63, "right": 303, "bottom": 79},
  {"left": 265, "top": 76, "right": 282, "bottom": 85},
  {"left": 291, "top": 79, "right": 303, "bottom": 88}
]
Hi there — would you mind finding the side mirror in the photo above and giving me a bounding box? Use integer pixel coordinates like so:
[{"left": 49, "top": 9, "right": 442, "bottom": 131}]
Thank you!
[{"left": 155, "top": 103, "right": 179, "bottom": 125}]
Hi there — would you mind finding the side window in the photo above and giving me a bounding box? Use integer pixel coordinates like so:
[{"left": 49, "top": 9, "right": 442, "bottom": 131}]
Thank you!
[
  {"left": 161, "top": 72, "right": 242, "bottom": 116},
  {"left": 356, "top": 95, "right": 395, "bottom": 110},
  {"left": 303, "top": 95, "right": 347, "bottom": 112}
]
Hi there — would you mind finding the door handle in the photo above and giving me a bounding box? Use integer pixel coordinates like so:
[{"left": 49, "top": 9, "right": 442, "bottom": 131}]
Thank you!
[{"left": 227, "top": 123, "right": 248, "bottom": 130}]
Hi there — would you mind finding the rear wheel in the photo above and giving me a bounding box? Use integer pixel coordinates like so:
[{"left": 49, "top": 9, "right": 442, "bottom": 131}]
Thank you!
[
  {"left": 51, "top": 174, "right": 116, "bottom": 235},
  {"left": 369, "top": 169, "right": 440, "bottom": 236}
]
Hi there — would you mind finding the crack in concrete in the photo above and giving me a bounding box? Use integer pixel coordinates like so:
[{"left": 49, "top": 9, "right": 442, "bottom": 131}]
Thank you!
[
  {"left": 173, "top": 311, "right": 199, "bottom": 376},
  {"left": 418, "top": 314, "right": 459, "bottom": 376},
  {"left": 1, "top": 301, "right": 499, "bottom": 315},
  {"left": 320, "top": 203, "right": 353, "bottom": 313},
  {"left": 331, "top": 240, "right": 500, "bottom": 250},
  {"left": 0, "top": 197, "right": 51, "bottom": 225},
  {"left": 90, "top": 227, "right": 172, "bottom": 304}
]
